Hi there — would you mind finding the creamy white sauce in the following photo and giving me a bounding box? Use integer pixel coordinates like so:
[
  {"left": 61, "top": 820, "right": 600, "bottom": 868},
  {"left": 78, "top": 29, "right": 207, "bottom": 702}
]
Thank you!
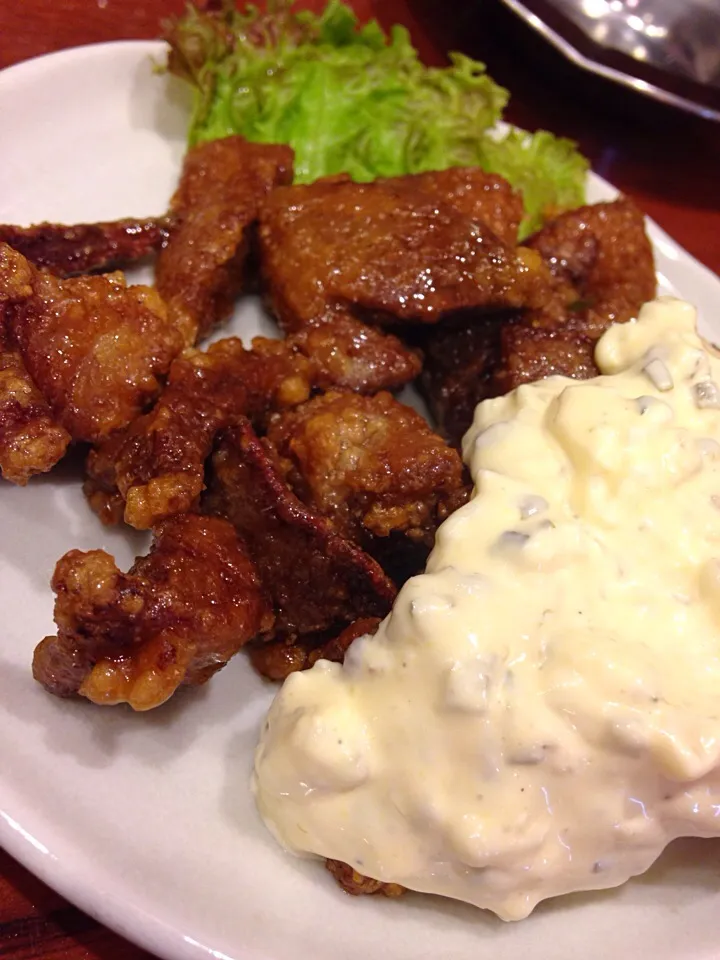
[{"left": 253, "top": 297, "right": 720, "bottom": 920}]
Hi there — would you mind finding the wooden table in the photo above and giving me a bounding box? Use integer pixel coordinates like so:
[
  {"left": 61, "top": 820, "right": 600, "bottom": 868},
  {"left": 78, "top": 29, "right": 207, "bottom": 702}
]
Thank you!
[{"left": 0, "top": 2, "right": 718, "bottom": 959}]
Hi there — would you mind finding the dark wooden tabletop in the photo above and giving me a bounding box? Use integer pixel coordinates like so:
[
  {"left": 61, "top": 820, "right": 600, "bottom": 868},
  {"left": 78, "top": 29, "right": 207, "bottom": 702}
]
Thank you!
[{"left": 1, "top": 1, "right": 719, "bottom": 959}]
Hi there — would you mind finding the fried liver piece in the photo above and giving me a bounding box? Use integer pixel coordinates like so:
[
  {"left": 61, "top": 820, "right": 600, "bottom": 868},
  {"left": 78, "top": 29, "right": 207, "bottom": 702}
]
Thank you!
[
  {"left": 259, "top": 170, "right": 563, "bottom": 332},
  {"left": 419, "top": 312, "right": 598, "bottom": 445},
  {"left": 417, "top": 312, "right": 504, "bottom": 447},
  {"left": 291, "top": 314, "right": 421, "bottom": 394},
  {"left": 156, "top": 136, "right": 293, "bottom": 344},
  {"left": 419, "top": 199, "right": 656, "bottom": 445},
  {"left": 84, "top": 335, "right": 315, "bottom": 529},
  {"left": 0, "top": 217, "right": 172, "bottom": 277},
  {"left": 488, "top": 320, "right": 598, "bottom": 398},
  {"left": 204, "top": 420, "right": 396, "bottom": 643},
  {"left": 85, "top": 321, "right": 420, "bottom": 530},
  {"left": 267, "top": 390, "right": 465, "bottom": 549},
  {"left": 1, "top": 243, "right": 183, "bottom": 443},
  {"left": 32, "top": 514, "right": 273, "bottom": 711},
  {"left": 410, "top": 166, "right": 523, "bottom": 245},
  {"left": 248, "top": 616, "right": 381, "bottom": 682},
  {"left": 0, "top": 316, "right": 70, "bottom": 483},
  {"left": 325, "top": 859, "right": 405, "bottom": 899},
  {"left": 526, "top": 197, "right": 655, "bottom": 331},
  {"left": 486, "top": 199, "right": 655, "bottom": 395}
]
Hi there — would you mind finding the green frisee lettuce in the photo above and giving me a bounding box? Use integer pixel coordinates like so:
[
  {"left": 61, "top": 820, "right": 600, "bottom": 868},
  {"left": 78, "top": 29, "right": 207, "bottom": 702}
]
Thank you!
[{"left": 165, "top": 0, "right": 588, "bottom": 237}]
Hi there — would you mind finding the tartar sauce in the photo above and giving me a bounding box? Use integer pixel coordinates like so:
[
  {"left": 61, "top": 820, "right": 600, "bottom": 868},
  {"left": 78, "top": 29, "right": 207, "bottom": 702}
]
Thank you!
[{"left": 253, "top": 297, "right": 720, "bottom": 920}]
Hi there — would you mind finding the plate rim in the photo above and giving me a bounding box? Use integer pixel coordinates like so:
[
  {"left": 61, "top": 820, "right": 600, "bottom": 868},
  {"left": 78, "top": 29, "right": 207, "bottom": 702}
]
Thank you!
[{"left": 0, "top": 37, "right": 167, "bottom": 83}]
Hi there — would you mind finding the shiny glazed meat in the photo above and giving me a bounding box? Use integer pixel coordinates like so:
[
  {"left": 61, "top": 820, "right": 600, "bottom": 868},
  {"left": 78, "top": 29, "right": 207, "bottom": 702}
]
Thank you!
[
  {"left": 0, "top": 316, "right": 70, "bottom": 483},
  {"left": 419, "top": 199, "right": 656, "bottom": 444},
  {"left": 156, "top": 135, "right": 293, "bottom": 344},
  {"left": 33, "top": 514, "right": 273, "bottom": 711},
  {"left": 290, "top": 314, "right": 421, "bottom": 394},
  {"left": 85, "top": 318, "right": 421, "bottom": 530},
  {"left": 259, "top": 169, "right": 558, "bottom": 331},
  {"left": 84, "top": 335, "right": 315, "bottom": 529},
  {"left": 204, "top": 419, "right": 397, "bottom": 642},
  {"left": 267, "top": 390, "right": 466, "bottom": 548},
  {"left": 0, "top": 217, "right": 173, "bottom": 277},
  {"left": 247, "top": 616, "right": 382, "bottom": 682},
  {"left": 526, "top": 197, "right": 655, "bottom": 331},
  {"left": 0, "top": 242, "right": 183, "bottom": 444}
]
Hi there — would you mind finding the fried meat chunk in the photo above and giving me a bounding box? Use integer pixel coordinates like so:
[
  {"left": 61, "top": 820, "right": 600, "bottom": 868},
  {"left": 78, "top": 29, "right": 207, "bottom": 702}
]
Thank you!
[
  {"left": 248, "top": 616, "right": 381, "bottom": 682},
  {"left": 32, "top": 514, "right": 272, "bottom": 711},
  {"left": 156, "top": 136, "right": 293, "bottom": 343},
  {"left": 489, "top": 321, "right": 598, "bottom": 398},
  {"left": 259, "top": 171, "right": 567, "bottom": 332},
  {"left": 419, "top": 199, "right": 655, "bottom": 444},
  {"left": 267, "top": 390, "right": 465, "bottom": 549},
  {"left": 325, "top": 859, "right": 405, "bottom": 899},
  {"left": 0, "top": 316, "right": 70, "bottom": 483},
  {"left": 0, "top": 217, "right": 172, "bottom": 277},
  {"left": 84, "top": 335, "right": 315, "bottom": 529},
  {"left": 410, "top": 166, "right": 523, "bottom": 245},
  {"left": 418, "top": 313, "right": 504, "bottom": 447},
  {"left": 204, "top": 420, "right": 396, "bottom": 643},
  {"left": 85, "top": 321, "right": 420, "bottom": 530},
  {"left": 526, "top": 198, "right": 655, "bottom": 331},
  {"left": 1, "top": 243, "right": 183, "bottom": 443},
  {"left": 290, "top": 315, "right": 421, "bottom": 394},
  {"left": 419, "top": 313, "right": 598, "bottom": 445}
]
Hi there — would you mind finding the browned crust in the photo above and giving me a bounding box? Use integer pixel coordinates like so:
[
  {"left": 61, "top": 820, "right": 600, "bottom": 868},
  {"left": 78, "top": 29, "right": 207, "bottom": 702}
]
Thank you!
[
  {"left": 204, "top": 419, "right": 397, "bottom": 643},
  {"left": 0, "top": 217, "right": 173, "bottom": 277}
]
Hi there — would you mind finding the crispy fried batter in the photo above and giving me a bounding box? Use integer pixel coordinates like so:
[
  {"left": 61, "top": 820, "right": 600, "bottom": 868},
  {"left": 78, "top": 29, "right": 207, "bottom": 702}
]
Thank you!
[
  {"left": 267, "top": 390, "right": 465, "bottom": 548},
  {"left": 204, "top": 420, "right": 396, "bottom": 643},
  {"left": 156, "top": 136, "right": 293, "bottom": 343},
  {"left": 1, "top": 243, "right": 183, "bottom": 443},
  {"left": 84, "top": 335, "right": 316, "bottom": 529},
  {"left": 0, "top": 217, "right": 173, "bottom": 277},
  {"left": 248, "top": 616, "right": 381, "bottom": 682},
  {"left": 259, "top": 171, "right": 570, "bottom": 332},
  {"left": 325, "top": 859, "right": 405, "bottom": 899},
  {"left": 290, "top": 314, "right": 421, "bottom": 394},
  {"left": 85, "top": 318, "right": 420, "bottom": 530},
  {"left": 527, "top": 198, "right": 655, "bottom": 331},
  {"left": 0, "top": 315, "right": 70, "bottom": 483},
  {"left": 32, "top": 514, "right": 272, "bottom": 710}
]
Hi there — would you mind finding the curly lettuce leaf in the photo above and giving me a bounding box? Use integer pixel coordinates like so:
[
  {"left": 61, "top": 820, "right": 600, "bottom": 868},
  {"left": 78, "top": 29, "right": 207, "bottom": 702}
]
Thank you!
[
  {"left": 478, "top": 129, "right": 589, "bottom": 238},
  {"left": 164, "top": 0, "right": 587, "bottom": 227}
]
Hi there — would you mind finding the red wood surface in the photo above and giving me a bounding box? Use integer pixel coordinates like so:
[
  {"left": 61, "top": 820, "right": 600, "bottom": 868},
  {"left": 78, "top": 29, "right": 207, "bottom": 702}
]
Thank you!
[{"left": 0, "top": 2, "right": 719, "bottom": 959}]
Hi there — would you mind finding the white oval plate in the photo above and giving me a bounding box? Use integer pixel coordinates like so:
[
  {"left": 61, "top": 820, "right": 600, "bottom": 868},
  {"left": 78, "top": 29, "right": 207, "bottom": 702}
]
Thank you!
[{"left": 2, "top": 39, "right": 720, "bottom": 960}]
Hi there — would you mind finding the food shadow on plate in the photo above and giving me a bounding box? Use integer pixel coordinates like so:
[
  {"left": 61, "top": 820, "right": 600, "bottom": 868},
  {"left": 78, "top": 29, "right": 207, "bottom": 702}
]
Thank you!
[
  {"left": 0, "top": 447, "right": 149, "bottom": 591},
  {"left": 303, "top": 834, "right": 720, "bottom": 941},
  {"left": 220, "top": 726, "right": 268, "bottom": 829},
  {"left": 0, "top": 652, "right": 272, "bottom": 772},
  {"left": 515, "top": 835, "right": 720, "bottom": 922},
  {"left": 633, "top": 835, "right": 720, "bottom": 891}
]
